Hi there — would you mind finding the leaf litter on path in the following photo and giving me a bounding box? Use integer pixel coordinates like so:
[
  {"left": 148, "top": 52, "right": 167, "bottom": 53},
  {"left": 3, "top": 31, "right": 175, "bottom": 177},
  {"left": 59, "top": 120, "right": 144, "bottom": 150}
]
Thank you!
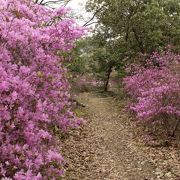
[{"left": 61, "top": 92, "right": 180, "bottom": 180}]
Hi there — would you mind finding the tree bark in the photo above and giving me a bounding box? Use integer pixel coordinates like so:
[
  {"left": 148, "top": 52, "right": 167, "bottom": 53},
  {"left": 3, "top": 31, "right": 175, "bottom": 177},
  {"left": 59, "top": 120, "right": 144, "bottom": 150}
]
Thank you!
[
  {"left": 104, "top": 66, "right": 112, "bottom": 92},
  {"left": 132, "top": 27, "right": 145, "bottom": 54},
  {"left": 170, "top": 118, "right": 179, "bottom": 137}
]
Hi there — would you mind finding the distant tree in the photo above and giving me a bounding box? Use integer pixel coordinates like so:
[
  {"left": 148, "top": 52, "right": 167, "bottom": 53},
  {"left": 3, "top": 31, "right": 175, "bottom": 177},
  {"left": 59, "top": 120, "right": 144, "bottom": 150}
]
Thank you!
[
  {"left": 82, "top": 0, "right": 180, "bottom": 91},
  {"left": 68, "top": 38, "right": 93, "bottom": 75},
  {"left": 86, "top": 0, "right": 180, "bottom": 58}
]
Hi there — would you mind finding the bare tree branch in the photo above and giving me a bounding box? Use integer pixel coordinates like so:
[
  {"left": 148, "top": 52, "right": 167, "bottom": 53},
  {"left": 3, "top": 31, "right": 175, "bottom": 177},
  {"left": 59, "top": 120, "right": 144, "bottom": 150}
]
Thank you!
[
  {"left": 83, "top": 5, "right": 106, "bottom": 27},
  {"left": 84, "top": 21, "right": 99, "bottom": 27},
  {"left": 34, "top": 0, "right": 71, "bottom": 7}
]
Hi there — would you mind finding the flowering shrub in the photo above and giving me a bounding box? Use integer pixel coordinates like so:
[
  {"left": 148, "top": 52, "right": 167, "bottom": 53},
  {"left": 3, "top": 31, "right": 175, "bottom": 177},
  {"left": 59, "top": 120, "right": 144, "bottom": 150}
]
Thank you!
[
  {"left": 71, "top": 74, "right": 104, "bottom": 93},
  {"left": 124, "top": 51, "right": 180, "bottom": 130},
  {"left": 0, "top": 0, "right": 84, "bottom": 179}
]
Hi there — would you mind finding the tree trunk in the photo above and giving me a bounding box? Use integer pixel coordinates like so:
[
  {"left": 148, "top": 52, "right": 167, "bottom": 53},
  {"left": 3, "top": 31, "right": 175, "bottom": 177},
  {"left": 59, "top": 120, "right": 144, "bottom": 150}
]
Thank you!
[
  {"left": 170, "top": 119, "right": 179, "bottom": 137},
  {"left": 132, "top": 27, "right": 145, "bottom": 54},
  {"left": 104, "top": 66, "right": 112, "bottom": 91}
]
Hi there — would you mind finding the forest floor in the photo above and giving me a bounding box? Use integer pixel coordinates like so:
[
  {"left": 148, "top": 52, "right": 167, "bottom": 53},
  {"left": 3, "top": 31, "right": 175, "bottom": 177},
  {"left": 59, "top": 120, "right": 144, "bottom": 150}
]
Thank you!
[{"left": 61, "top": 90, "right": 180, "bottom": 180}]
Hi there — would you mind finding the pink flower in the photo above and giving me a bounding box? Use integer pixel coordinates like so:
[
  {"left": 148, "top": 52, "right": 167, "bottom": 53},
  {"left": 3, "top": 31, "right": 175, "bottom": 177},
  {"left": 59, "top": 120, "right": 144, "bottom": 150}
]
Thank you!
[{"left": 0, "top": 0, "right": 83, "bottom": 178}]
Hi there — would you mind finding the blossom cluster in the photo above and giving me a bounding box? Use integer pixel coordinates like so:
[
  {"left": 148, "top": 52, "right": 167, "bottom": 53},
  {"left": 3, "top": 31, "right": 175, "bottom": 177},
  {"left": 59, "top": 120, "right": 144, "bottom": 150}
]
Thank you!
[
  {"left": 124, "top": 51, "right": 180, "bottom": 124},
  {"left": 0, "top": 0, "right": 84, "bottom": 179},
  {"left": 71, "top": 74, "right": 104, "bottom": 92}
]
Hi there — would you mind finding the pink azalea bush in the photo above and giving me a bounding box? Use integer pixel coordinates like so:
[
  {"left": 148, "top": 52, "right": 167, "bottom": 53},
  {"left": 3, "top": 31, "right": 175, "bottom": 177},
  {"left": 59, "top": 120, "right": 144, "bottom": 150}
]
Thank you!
[
  {"left": 72, "top": 74, "right": 104, "bottom": 92},
  {"left": 124, "top": 51, "right": 180, "bottom": 127},
  {"left": 0, "top": 0, "right": 84, "bottom": 179}
]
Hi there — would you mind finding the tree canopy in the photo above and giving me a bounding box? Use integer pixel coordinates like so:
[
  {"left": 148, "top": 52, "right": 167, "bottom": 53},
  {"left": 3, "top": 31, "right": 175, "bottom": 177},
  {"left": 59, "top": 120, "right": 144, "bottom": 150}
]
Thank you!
[{"left": 86, "top": 0, "right": 180, "bottom": 55}]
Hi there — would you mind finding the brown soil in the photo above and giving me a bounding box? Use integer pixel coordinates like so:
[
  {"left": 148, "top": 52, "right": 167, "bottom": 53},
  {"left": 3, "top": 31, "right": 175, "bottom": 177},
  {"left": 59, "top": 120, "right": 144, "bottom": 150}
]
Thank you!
[{"left": 61, "top": 92, "right": 180, "bottom": 180}]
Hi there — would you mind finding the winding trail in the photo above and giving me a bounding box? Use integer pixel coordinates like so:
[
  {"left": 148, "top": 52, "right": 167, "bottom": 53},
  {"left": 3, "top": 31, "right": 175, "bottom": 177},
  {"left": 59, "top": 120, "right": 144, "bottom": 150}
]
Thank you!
[{"left": 62, "top": 92, "right": 180, "bottom": 180}]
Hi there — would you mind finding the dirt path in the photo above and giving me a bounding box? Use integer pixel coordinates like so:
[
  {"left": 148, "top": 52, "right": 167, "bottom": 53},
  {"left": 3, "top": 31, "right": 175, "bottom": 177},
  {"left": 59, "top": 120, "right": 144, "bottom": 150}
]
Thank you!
[{"left": 62, "top": 92, "right": 180, "bottom": 180}]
